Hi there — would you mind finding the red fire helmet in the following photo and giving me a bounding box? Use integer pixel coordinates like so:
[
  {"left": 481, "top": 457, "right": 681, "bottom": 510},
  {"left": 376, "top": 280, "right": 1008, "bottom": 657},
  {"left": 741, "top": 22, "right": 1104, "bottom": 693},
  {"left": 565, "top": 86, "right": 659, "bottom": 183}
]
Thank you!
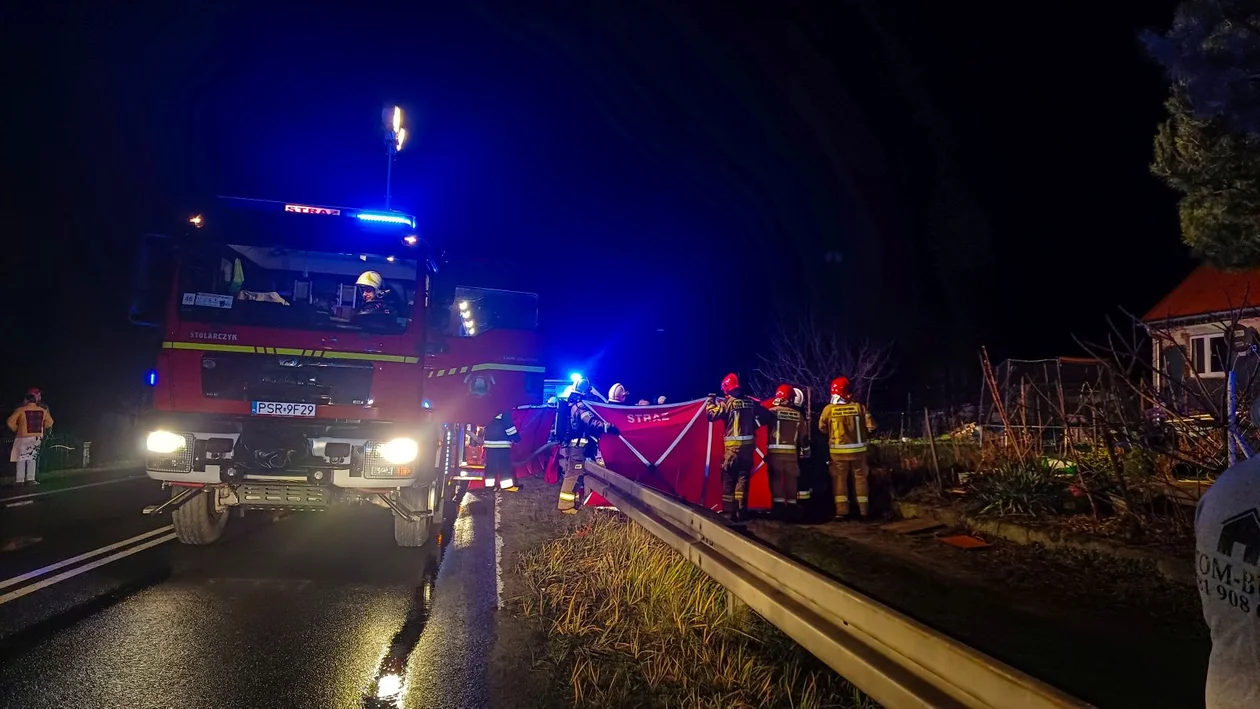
[
  {"left": 773, "top": 384, "right": 793, "bottom": 404},
  {"left": 720, "top": 373, "right": 740, "bottom": 395},
  {"left": 830, "top": 377, "right": 851, "bottom": 397}
]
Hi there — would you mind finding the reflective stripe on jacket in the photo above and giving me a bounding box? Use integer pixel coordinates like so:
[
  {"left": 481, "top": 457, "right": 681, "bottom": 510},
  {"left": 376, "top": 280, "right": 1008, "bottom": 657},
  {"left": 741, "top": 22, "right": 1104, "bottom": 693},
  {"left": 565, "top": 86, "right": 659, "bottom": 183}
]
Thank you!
[
  {"left": 483, "top": 411, "right": 521, "bottom": 449},
  {"left": 767, "top": 404, "right": 809, "bottom": 457},
  {"left": 706, "top": 394, "right": 763, "bottom": 446},
  {"left": 819, "top": 401, "right": 875, "bottom": 454}
]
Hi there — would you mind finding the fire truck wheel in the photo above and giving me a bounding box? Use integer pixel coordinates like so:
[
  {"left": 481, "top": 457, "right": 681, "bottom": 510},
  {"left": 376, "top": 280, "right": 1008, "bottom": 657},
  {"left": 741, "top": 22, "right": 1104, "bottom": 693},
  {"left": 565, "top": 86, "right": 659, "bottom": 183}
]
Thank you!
[
  {"left": 394, "top": 484, "right": 431, "bottom": 547},
  {"left": 171, "top": 488, "right": 228, "bottom": 545}
]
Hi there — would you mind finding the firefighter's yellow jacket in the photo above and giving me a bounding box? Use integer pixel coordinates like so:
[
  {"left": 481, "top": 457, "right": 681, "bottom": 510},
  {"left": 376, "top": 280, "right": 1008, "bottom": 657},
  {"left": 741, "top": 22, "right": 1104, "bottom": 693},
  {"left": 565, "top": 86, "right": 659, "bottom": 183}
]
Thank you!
[
  {"left": 766, "top": 404, "right": 810, "bottom": 457},
  {"left": 818, "top": 400, "right": 875, "bottom": 456},
  {"left": 706, "top": 395, "right": 764, "bottom": 447}
]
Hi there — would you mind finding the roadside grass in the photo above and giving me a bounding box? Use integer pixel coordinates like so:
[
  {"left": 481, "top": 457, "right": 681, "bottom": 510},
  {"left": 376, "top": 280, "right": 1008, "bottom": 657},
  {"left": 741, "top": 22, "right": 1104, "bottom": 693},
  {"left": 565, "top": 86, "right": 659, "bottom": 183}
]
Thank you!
[{"left": 511, "top": 512, "right": 872, "bottom": 708}]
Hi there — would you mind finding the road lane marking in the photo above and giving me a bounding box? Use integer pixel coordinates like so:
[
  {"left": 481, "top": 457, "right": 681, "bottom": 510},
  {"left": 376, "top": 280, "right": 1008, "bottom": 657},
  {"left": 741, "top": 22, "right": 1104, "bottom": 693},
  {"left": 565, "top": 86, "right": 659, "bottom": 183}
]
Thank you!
[
  {"left": 0, "top": 525, "right": 174, "bottom": 591},
  {"left": 5, "top": 500, "right": 35, "bottom": 507},
  {"left": 0, "top": 532, "right": 178, "bottom": 605},
  {"left": 0, "top": 475, "right": 147, "bottom": 503}
]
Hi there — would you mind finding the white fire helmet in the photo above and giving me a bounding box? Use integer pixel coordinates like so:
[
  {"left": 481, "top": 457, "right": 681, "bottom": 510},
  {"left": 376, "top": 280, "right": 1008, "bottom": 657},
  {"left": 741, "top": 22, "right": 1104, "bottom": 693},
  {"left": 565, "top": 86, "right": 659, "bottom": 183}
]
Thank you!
[
  {"left": 793, "top": 388, "right": 805, "bottom": 407},
  {"left": 356, "top": 271, "right": 383, "bottom": 289},
  {"left": 608, "top": 383, "right": 628, "bottom": 403}
]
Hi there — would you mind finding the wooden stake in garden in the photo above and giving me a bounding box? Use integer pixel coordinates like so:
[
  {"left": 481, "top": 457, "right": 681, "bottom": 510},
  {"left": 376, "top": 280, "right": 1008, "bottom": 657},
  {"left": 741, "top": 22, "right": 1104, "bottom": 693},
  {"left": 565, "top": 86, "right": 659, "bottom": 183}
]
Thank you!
[
  {"left": 980, "top": 347, "right": 1029, "bottom": 463},
  {"left": 1054, "top": 362, "right": 1071, "bottom": 456},
  {"left": 923, "top": 407, "right": 943, "bottom": 492},
  {"left": 1053, "top": 365, "right": 1098, "bottom": 517}
]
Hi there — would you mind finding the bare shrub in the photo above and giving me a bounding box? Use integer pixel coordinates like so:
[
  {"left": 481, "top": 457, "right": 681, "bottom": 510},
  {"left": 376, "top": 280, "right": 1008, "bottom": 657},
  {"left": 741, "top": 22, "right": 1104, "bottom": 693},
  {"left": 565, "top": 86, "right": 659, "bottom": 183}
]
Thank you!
[{"left": 752, "top": 316, "right": 893, "bottom": 404}]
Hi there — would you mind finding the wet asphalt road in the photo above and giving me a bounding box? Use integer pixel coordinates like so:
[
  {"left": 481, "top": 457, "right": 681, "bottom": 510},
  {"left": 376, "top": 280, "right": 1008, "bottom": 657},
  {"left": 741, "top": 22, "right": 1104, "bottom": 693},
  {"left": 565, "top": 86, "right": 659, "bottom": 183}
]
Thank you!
[{"left": 0, "top": 469, "right": 499, "bottom": 708}]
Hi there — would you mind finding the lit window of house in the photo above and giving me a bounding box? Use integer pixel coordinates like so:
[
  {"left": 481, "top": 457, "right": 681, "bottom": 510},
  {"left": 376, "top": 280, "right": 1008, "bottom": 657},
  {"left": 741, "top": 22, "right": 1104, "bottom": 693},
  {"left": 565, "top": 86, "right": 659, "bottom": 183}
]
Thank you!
[{"left": 1190, "top": 333, "right": 1228, "bottom": 376}]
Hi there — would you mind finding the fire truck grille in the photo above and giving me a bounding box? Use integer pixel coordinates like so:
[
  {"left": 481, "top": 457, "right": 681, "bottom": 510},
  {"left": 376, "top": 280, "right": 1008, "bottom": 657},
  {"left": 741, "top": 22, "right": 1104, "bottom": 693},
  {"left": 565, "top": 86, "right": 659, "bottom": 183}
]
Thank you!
[
  {"left": 200, "top": 352, "right": 374, "bottom": 405},
  {"left": 238, "top": 484, "right": 329, "bottom": 509}
]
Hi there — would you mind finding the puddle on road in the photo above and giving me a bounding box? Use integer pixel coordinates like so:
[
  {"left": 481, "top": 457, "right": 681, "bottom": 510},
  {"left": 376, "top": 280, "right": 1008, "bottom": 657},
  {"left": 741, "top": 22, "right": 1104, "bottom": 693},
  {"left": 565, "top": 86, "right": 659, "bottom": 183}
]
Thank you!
[
  {"left": 1, "top": 536, "right": 42, "bottom": 552},
  {"left": 361, "top": 493, "right": 460, "bottom": 708}
]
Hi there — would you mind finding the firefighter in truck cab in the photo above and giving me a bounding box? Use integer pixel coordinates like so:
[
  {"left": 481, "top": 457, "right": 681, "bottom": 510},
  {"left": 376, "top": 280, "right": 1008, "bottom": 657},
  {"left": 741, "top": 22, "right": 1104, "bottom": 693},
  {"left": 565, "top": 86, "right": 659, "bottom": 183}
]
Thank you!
[
  {"left": 355, "top": 270, "right": 399, "bottom": 318},
  {"left": 819, "top": 376, "right": 877, "bottom": 520},
  {"left": 706, "top": 373, "right": 766, "bottom": 523},
  {"left": 482, "top": 411, "right": 521, "bottom": 492},
  {"left": 765, "top": 384, "right": 810, "bottom": 521},
  {"left": 556, "top": 379, "right": 618, "bottom": 514}
]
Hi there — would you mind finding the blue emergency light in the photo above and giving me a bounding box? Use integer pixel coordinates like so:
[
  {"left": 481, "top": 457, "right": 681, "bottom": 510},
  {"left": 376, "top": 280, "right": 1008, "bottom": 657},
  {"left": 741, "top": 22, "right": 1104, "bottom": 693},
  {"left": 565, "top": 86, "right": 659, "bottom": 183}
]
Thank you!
[
  {"left": 355, "top": 211, "right": 415, "bottom": 227},
  {"left": 569, "top": 372, "right": 583, "bottom": 383},
  {"left": 145, "top": 369, "right": 158, "bottom": 387}
]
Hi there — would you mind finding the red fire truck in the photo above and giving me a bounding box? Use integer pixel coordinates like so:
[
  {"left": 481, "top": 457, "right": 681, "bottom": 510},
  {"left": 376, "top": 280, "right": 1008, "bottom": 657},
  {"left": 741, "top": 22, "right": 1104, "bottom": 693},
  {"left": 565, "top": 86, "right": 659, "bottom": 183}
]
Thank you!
[
  {"left": 423, "top": 279, "right": 545, "bottom": 486},
  {"left": 131, "top": 197, "right": 546, "bottom": 546},
  {"left": 131, "top": 197, "right": 445, "bottom": 546}
]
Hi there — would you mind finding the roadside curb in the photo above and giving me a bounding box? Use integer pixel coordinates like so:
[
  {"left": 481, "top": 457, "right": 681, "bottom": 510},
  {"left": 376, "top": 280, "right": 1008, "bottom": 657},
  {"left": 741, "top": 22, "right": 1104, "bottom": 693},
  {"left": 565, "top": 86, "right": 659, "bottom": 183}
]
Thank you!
[{"left": 893, "top": 501, "right": 1195, "bottom": 585}]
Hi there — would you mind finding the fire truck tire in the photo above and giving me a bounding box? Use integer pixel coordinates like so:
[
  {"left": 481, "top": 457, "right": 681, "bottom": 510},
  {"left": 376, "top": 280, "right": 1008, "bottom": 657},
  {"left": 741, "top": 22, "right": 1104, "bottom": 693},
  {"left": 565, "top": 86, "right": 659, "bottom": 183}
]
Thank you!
[
  {"left": 394, "top": 484, "right": 431, "bottom": 547},
  {"left": 171, "top": 488, "right": 228, "bottom": 545}
]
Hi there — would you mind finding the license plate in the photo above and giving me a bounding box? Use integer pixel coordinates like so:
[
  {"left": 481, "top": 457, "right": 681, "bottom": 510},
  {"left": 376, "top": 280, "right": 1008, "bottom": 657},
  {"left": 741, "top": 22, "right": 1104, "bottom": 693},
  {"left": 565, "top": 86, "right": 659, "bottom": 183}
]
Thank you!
[{"left": 252, "top": 401, "right": 317, "bottom": 418}]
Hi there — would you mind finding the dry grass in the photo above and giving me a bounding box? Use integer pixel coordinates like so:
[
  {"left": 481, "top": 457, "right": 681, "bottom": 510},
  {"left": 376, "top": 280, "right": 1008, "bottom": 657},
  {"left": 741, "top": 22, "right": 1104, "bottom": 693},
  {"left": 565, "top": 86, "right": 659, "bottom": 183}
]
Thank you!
[{"left": 508, "top": 512, "right": 872, "bottom": 708}]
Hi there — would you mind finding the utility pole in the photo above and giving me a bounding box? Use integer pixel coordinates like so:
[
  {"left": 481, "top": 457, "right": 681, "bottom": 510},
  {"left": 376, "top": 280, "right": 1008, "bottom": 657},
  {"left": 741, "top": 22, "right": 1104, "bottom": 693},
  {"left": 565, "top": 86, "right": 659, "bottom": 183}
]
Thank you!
[{"left": 383, "top": 105, "right": 406, "bottom": 210}]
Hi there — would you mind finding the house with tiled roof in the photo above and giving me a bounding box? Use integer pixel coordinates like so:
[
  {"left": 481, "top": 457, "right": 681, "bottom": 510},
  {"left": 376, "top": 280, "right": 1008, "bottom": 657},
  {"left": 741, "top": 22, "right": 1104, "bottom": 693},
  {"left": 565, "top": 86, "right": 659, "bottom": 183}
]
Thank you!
[{"left": 1143, "top": 264, "right": 1260, "bottom": 408}]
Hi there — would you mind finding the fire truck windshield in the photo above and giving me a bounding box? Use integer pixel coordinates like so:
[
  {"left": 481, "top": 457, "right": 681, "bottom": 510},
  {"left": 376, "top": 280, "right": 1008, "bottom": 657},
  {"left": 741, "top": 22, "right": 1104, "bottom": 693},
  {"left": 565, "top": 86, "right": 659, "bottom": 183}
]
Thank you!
[{"left": 178, "top": 243, "right": 419, "bottom": 335}]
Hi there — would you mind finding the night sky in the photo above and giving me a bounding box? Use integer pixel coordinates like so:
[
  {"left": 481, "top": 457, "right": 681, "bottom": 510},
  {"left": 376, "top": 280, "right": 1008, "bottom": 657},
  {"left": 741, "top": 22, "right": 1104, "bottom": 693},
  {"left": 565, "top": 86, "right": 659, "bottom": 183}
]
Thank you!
[{"left": 6, "top": 1, "right": 1191, "bottom": 437}]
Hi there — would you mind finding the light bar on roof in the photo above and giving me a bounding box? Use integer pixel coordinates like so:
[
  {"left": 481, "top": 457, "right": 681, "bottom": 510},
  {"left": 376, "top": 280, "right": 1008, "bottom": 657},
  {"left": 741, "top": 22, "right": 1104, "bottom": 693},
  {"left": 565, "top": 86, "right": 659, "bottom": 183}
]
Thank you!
[{"left": 355, "top": 211, "right": 415, "bottom": 227}]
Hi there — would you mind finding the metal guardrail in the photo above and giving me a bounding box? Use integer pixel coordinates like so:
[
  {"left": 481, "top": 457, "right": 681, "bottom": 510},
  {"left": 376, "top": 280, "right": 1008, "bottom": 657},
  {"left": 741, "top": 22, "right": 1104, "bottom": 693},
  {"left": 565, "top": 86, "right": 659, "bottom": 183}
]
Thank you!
[{"left": 582, "top": 461, "right": 1093, "bottom": 709}]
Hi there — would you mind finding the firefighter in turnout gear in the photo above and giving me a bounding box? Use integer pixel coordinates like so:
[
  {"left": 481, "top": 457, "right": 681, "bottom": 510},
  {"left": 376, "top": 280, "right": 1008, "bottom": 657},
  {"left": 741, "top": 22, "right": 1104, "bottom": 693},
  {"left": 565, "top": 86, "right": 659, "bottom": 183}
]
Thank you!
[
  {"left": 790, "top": 387, "right": 815, "bottom": 506},
  {"left": 766, "top": 384, "right": 810, "bottom": 521},
  {"left": 706, "top": 373, "right": 766, "bottom": 522},
  {"left": 557, "top": 379, "right": 618, "bottom": 513},
  {"left": 482, "top": 411, "right": 521, "bottom": 492},
  {"left": 819, "top": 376, "right": 877, "bottom": 519}
]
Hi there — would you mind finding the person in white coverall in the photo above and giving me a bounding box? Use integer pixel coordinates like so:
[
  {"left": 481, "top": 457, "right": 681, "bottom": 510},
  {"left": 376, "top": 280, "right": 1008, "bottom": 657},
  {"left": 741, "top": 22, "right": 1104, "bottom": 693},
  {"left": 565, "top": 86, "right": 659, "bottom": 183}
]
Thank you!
[
  {"left": 1195, "top": 453, "right": 1260, "bottom": 708},
  {"left": 9, "top": 390, "right": 53, "bottom": 485}
]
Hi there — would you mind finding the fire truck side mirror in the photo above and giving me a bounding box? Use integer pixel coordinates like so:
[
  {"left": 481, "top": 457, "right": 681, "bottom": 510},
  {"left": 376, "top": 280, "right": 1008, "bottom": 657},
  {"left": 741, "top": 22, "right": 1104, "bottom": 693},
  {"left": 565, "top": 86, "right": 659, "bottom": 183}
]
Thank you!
[{"left": 130, "top": 233, "right": 176, "bottom": 327}]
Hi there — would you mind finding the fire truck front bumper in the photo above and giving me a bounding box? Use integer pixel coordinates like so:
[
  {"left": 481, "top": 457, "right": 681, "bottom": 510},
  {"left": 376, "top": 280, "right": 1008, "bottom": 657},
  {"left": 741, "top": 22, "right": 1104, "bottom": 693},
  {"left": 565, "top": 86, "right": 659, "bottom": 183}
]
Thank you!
[{"left": 143, "top": 430, "right": 434, "bottom": 488}]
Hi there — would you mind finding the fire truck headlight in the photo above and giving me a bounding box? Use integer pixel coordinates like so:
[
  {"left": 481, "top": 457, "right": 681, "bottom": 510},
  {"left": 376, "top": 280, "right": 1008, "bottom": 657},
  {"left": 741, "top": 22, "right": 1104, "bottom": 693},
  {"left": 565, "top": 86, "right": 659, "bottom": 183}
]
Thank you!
[
  {"left": 380, "top": 437, "right": 419, "bottom": 465},
  {"left": 147, "top": 431, "right": 186, "bottom": 454}
]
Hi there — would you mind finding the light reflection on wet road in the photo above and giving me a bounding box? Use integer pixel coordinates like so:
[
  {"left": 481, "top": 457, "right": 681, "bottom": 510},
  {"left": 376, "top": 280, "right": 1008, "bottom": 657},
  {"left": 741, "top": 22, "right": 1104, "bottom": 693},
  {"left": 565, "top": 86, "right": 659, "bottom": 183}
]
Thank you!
[{"left": 0, "top": 477, "right": 499, "bottom": 709}]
